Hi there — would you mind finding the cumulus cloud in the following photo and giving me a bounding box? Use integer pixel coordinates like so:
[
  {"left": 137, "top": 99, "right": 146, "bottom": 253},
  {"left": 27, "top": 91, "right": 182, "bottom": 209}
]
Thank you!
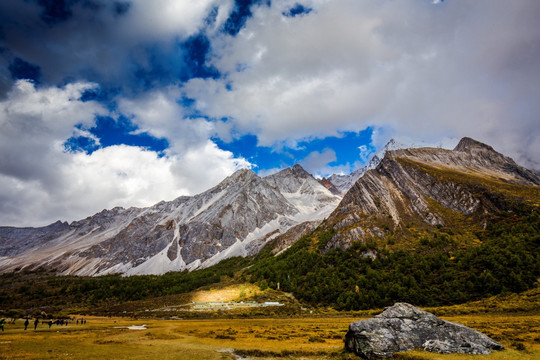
[
  {"left": 0, "top": 80, "right": 106, "bottom": 185},
  {"left": 119, "top": 0, "right": 231, "bottom": 40},
  {"left": 300, "top": 148, "right": 336, "bottom": 174},
  {"left": 183, "top": 0, "right": 540, "bottom": 170},
  {"left": 169, "top": 140, "right": 251, "bottom": 194},
  {"left": 0, "top": 81, "right": 249, "bottom": 226},
  {"left": 117, "top": 88, "right": 214, "bottom": 154}
]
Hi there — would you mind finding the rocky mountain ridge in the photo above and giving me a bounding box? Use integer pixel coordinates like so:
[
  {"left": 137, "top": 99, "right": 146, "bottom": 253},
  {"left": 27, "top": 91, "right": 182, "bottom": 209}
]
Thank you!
[
  {"left": 0, "top": 165, "right": 341, "bottom": 276},
  {"left": 323, "top": 137, "right": 540, "bottom": 251}
]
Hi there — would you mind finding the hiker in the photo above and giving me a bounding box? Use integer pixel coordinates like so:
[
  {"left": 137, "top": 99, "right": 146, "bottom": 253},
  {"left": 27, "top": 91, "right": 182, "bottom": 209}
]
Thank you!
[
  {"left": 48, "top": 320, "right": 53, "bottom": 329},
  {"left": 24, "top": 318, "right": 29, "bottom": 330},
  {"left": 0, "top": 319, "right": 5, "bottom": 332},
  {"left": 34, "top": 318, "right": 39, "bottom": 330},
  {"left": 76, "top": 319, "right": 79, "bottom": 325}
]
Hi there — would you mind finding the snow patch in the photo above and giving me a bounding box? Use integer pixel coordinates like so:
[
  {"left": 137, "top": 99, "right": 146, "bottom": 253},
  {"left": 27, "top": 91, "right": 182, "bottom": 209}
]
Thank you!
[{"left": 126, "top": 241, "right": 187, "bottom": 276}]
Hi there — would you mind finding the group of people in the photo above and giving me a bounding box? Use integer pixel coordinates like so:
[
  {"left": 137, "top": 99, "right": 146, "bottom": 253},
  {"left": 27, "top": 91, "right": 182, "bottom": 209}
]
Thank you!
[
  {"left": 23, "top": 318, "right": 40, "bottom": 330},
  {"left": 0, "top": 317, "right": 87, "bottom": 332}
]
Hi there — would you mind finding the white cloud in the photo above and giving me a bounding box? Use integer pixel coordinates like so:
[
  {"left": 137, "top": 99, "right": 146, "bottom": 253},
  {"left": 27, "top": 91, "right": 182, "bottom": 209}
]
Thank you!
[
  {"left": 183, "top": 0, "right": 540, "bottom": 171},
  {"left": 117, "top": 88, "right": 214, "bottom": 154},
  {"left": 0, "top": 80, "right": 106, "bottom": 185},
  {"left": 299, "top": 148, "right": 350, "bottom": 178},
  {"left": 358, "top": 145, "right": 372, "bottom": 163},
  {"left": 170, "top": 140, "right": 251, "bottom": 195},
  {"left": 301, "top": 148, "right": 336, "bottom": 173},
  {"left": 0, "top": 81, "right": 250, "bottom": 227},
  {"left": 119, "top": 0, "right": 228, "bottom": 41},
  {"left": 59, "top": 146, "right": 181, "bottom": 216},
  {"left": 185, "top": 0, "right": 391, "bottom": 146}
]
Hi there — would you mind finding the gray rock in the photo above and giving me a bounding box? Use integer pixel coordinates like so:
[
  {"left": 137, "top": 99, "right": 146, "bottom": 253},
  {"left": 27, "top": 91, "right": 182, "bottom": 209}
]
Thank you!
[{"left": 344, "top": 303, "right": 503, "bottom": 359}]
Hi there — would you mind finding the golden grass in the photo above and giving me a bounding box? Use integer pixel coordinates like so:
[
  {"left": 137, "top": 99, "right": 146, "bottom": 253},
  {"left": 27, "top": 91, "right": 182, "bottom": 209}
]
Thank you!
[
  {"left": 0, "top": 317, "right": 228, "bottom": 360},
  {"left": 0, "top": 312, "right": 538, "bottom": 359},
  {"left": 190, "top": 283, "right": 263, "bottom": 303},
  {"left": 426, "top": 286, "right": 540, "bottom": 316}
]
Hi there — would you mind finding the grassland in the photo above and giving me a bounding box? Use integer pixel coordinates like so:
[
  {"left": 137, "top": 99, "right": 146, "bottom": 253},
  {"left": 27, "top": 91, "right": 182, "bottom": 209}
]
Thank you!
[{"left": 0, "top": 311, "right": 538, "bottom": 360}]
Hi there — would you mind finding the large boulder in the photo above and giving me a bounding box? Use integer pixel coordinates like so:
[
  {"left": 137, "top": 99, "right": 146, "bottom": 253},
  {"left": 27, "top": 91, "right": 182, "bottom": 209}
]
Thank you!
[{"left": 345, "top": 303, "right": 503, "bottom": 359}]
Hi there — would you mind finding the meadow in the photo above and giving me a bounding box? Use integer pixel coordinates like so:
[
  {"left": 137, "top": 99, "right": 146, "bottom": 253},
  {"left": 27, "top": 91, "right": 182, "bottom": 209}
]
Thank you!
[{"left": 0, "top": 312, "right": 538, "bottom": 359}]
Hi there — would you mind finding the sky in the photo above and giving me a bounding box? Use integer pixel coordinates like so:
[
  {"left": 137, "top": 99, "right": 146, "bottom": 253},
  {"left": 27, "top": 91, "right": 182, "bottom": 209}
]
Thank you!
[{"left": 0, "top": 0, "right": 539, "bottom": 227}]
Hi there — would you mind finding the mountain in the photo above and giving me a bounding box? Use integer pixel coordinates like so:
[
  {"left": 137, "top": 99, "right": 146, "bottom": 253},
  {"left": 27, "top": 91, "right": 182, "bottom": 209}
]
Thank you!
[
  {"left": 0, "top": 165, "right": 341, "bottom": 276},
  {"left": 264, "top": 164, "right": 341, "bottom": 220},
  {"left": 323, "top": 137, "right": 540, "bottom": 251},
  {"left": 246, "top": 137, "right": 540, "bottom": 310}
]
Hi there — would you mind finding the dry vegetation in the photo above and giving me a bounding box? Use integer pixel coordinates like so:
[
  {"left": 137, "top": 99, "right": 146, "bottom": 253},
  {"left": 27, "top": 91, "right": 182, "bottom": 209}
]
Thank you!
[
  {"left": 426, "top": 286, "right": 540, "bottom": 316},
  {"left": 0, "top": 310, "right": 538, "bottom": 360}
]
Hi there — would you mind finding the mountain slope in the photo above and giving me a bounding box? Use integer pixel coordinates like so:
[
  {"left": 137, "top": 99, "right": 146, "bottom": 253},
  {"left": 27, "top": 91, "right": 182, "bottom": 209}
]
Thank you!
[
  {"left": 0, "top": 166, "right": 341, "bottom": 276},
  {"left": 324, "top": 137, "right": 540, "bottom": 250},
  {"left": 264, "top": 164, "right": 341, "bottom": 221}
]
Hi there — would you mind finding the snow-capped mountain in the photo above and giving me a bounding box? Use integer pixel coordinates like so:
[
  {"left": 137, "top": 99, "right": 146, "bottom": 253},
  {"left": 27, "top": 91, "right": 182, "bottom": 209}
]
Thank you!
[{"left": 0, "top": 165, "right": 341, "bottom": 276}]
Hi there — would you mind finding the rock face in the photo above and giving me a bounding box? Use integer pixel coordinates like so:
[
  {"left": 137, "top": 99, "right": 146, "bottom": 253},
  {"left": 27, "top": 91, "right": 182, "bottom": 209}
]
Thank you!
[
  {"left": 345, "top": 303, "right": 503, "bottom": 359},
  {"left": 318, "top": 177, "right": 341, "bottom": 195}
]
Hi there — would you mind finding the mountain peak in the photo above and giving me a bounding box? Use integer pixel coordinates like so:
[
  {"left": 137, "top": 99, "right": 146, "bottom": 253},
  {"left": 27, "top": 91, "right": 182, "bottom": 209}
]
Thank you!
[
  {"left": 291, "top": 164, "right": 311, "bottom": 178},
  {"left": 453, "top": 137, "right": 495, "bottom": 153},
  {"left": 265, "top": 164, "right": 311, "bottom": 182},
  {"left": 384, "top": 138, "right": 398, "bottom": 149},
  {"left": 226, "top": 168, "right": 256, "bottom": 181}
]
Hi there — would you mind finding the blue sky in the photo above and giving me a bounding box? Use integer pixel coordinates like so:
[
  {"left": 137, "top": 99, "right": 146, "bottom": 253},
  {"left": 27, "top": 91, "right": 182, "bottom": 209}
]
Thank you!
[{"left": 1, "top": 0, "right": 539, "bottom": 226}]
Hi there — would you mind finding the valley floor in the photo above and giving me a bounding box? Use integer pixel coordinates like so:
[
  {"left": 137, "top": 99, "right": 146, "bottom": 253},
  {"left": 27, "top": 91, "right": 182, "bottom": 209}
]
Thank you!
[{"left": 0, "top": 313, "right": 537, "bottom": 359}]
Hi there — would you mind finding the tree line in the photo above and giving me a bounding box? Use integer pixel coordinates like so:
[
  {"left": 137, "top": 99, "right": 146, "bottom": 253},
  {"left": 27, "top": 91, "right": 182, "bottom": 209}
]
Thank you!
[{"left": 247, "top": 209, "right": 539, "bottom": 310}]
